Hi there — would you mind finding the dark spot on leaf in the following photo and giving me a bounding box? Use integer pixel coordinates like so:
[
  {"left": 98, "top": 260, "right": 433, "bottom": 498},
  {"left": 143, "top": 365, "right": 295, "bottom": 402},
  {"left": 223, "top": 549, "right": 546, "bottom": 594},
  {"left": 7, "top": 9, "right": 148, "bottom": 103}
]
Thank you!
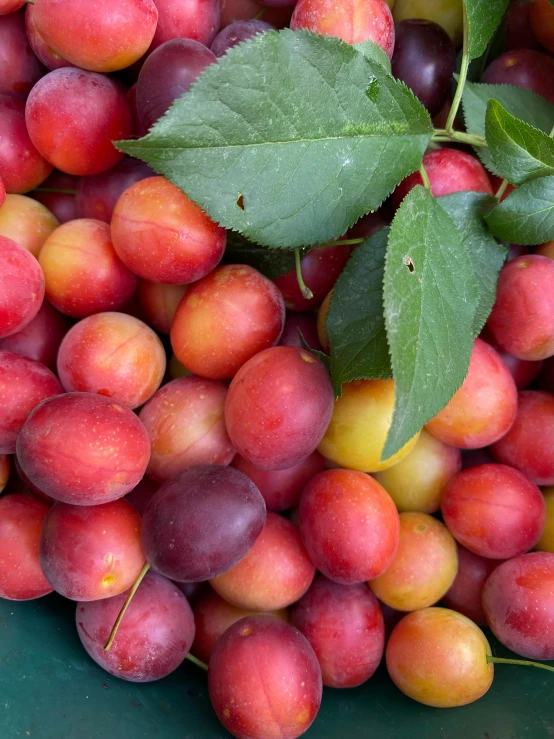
[
  {"left": 103, "top": 684, "right": 109, "bottom": 690},
  {"left": 237, "top": 194, "right": 245, "bottom": 210},
  {"left": 366, "top": 78, "right": 380, "bottom": 102},
  {"left": 403, "top": 257, "right": 415, "bottom": 273}
]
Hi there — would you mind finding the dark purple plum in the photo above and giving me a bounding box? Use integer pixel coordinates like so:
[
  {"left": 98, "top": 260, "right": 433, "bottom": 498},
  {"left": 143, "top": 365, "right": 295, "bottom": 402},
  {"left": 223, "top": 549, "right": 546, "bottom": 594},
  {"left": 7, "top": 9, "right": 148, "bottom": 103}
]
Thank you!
[
  {"left": 391, "top": 19, "right": 456, "bottom": 116},
  {"left": 211, "top": 19, "right": 275, "bottom": 57},
  {"left": 141, "top": 465, "right": 266, "bottom": 582}
]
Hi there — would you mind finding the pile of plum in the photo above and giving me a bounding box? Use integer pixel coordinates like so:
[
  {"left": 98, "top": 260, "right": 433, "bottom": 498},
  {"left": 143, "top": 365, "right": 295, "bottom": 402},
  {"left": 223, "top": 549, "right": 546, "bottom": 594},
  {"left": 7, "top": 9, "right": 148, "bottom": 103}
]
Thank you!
[{"left": 1, "top": 1, "right": 554, "bottom": 738}]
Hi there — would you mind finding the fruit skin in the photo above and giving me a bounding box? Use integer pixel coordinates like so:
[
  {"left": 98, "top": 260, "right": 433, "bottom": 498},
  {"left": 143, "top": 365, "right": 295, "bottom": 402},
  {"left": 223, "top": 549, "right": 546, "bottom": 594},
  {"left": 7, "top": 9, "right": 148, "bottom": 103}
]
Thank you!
[
  {"left": 57, "top": 312, "right": 166, "bottom": 410},
  {"left": 170, "top": 264, "right": 286, "bottom": 380},
  {"left": 0, "top": 351, "right": 63, "bottom": 454},
  {"left": 225, "top": 346, "right": 334, "bottom": 470},
  {"left": 425, "top": 338, "right": 518, "bottom": 449},
  {"left": 25, "top": 5, "right": 74, "bottom": 70},
  {"left": 232, "top": 450, "right": 325, "bottom": 512},
  {"left": 536, "top": 487, "right": 554, "bottom": 553},
  {"left": 134, "top": 38, "right": 217, "bottom": 135},
  {"left": 16, "top": 392, "right": 151, "bottom": 505},
  {"left": 211, "top": 19, "right": 275, "bottom": 57},
  {"left": 530, "top": 0, "right": 554, "bottom": 52},
  {"left": 76, "top": 159, "right": 154, "bottom": 224},
  {"left": 210, "top": 512, "right": 316, "bottom": 611},
  {"left": 443, "top": 545, "right": 502, "bottom": 625},
  {"left": 39, "top": 499, "right": 146, "bottom": 601},
  {"left": 137, "top": 281, "right": 187, "bottom": 334},
  {"left": 369, "top": 512, "right": 458, "bottom": 611},
  {"left": 0, "top": 454, "right": 9, "bottom": 493},
  {"left": 391, "top": 19, "right": 456, "bottom": 116},
  {"left": 30, "top": 171, "right": 79, "bottom": 223},
  {"left": 441, "top": 463, "right": 546, "bottom": 559},
  {"left": 491, "top": 390, "right": 554, "bottom": 486},
  {"left": 483, "top": 49, "right": 554, "bottom": 105},
  {"left": 506, "top": 0, "right": 541, "bottom": 51},
  {"left": 0, "top": 300, "right": 69, "bottom": 372},
  {"left": 151, "top": 0, "right": 221, "bottom": 49},
  {"left": 0, "top": 94, "right": 53, "bottom": 194},
  {"left": 291, "top": 575, "right": 385, "bottom": 688},
  {"left": 318, "top": 379, "right": 419, "bottom": 472},
  {"left": 0, "top": 236, "right": 45, "bottom": 339},
  {"left": 208, "top": 615, "right": 322, "bottom": 739},
  {"left": 141, "top": 465, "right": 267, "bottom": 582},
  {"left": 374, "top": 428, "right": 461, "bottom": 513},
  {"left": 111, "top": 177, "right": 226, "bottom": 284},
  {"left": 0, "top": 194, "right": 58, "bottom": 258},
  {"left": 291, "top": 0, "right": 395, "bottom": 58},
  {"left": 220, "top": 0, "right": 293, "bottom": 29},
  {"left": 139, "top": 376, "right": 236, "bottom": 483},
  {"left": 33, "top": 0, "right": 158, "bottom": 73},
  {"left": 76, "top": 571, "right": 196, "bottom": 682},
  {"left": 486, "top": 255, "right": 554, "bottom": 361},
  {"left": 386, "top": 607, "right": 494, "bottom": 708},
  {"left": 279, "top": 312, "right": 323, "bottom": 352},
  {"left": 0, "top": 10, "right": 44, "bottom": 99},
  {"left": 393, "top": 148, "right": 493, "bottom": 209},
  {"left": 0, "top": 0, "right": 24, "bottom": 13},
  {"left": 299, "top": 469, "right": 400, "bottom": 584},
  {"left": 39, "top": 220, "right": 137, "bottom": 319},
  {"left": 482, "top": 552, "right": 554, "bottom": 660},
  {"left": 191, "top": 589, "right": 289, "bottom": 664},
  {"left": 0, "top": 494, "right": 53, "bottom": 601},
  {"left": 25, "top": 69, "right": 133, "bottom": 177},
  {"left": 392, "top": 0, "right": 464, "bottom": 44}
]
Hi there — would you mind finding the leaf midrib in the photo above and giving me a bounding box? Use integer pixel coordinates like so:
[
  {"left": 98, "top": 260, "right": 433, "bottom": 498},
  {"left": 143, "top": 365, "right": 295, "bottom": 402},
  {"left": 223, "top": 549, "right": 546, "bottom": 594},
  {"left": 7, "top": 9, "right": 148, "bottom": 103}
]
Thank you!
[{"left": 123, "top": 130, "right": 430, "bottom": 153}]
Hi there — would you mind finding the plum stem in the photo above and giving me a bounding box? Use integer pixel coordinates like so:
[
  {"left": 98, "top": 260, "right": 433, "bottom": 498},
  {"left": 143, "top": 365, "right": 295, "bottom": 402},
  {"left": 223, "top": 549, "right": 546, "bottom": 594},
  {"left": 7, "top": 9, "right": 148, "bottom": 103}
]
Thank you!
[
  {"left": 487, "top": 656, "right": 554, "bottom": 674},
  {"left": 33, "top": 187, "right": 77, "bottom": 195},
  {"left": 445, "top": 3, "right": 469, "bottom": 135},
  {"left": 253, "top": 8, "right": 267, "bottom": 20},
  {"left": 103, "top": 562, "right": 151, "bottom": 651},
  {"left": 295, "top": 248, "right": 313, "bottom": 300},
  {"left": 419, "top": 165, "right": 431, "bottom": 190},
  {"left": 186, "top": 653, "right": 208, "bottom": 672},
  {"left": 317, "top": 237, "right": 365, "bottom": 249},
  {"left": 494, "top": 178, "right": 510, "bottom": 202}
]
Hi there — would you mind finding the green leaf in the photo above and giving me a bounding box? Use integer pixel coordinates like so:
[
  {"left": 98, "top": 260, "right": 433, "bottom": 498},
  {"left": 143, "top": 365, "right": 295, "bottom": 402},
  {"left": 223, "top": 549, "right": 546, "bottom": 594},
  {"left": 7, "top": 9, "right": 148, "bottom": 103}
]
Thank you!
[
  {"left": 464, "top": 0, "right": 510, "bottom": 61},
  {"left": 327, "top": 228, "right": 391, "bottom": 396},
  {"left": 438, "top": 192, "right": 507, "bottom": 335},
  {"left": 223, "top": 232, "right": 307, "bottom": 278},
  {"left": 485, "top": 175, "right": 554, "bottom": 244},
  {"left": 462, "top": 80, "right": 554, "bottom": 173},
  {"left": 354, "top": 40, "right": 392, "bottom": 73},
  {"left": 118, "top": 29, "right": 432, "bottom": 249},
  {"left": 485, "top": 99, "right": 554, "bottom": 184},
  {"left": 383, "top": 186, "right": 479, "bottom": 459}
]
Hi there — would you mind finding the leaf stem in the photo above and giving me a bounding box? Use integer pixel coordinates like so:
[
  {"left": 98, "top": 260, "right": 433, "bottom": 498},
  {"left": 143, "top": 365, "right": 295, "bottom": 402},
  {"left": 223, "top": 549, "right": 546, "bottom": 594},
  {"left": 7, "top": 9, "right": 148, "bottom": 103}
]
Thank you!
[
  {"left": 103, "top": 562, "right": 151, "bottom": 651},
  {"left": 186, "top": 653, "right": 208, "bottom": 672},
  {"left": 295, "top": 248, "right": 313, "bottom": 300},
  {"left": 494, "top": 178, "right": 510, "bottom": 202},
  {"left": 419, "top": 164, "right": 431, "bottom": 190},
  {"left": 487, "top": 656, "right": 554, "bottom": 674},
  {"left": 445, "top": 3, "right": 469, "bottom": 134},
  {"left": 549, "top": 124, "right": 554, "bottom": 138},
  {"left": 318, "top": 237, "right": 365, "bottom": 248},
  {"left": 431, "top": 130, "right": 487, "bottom": 148}
]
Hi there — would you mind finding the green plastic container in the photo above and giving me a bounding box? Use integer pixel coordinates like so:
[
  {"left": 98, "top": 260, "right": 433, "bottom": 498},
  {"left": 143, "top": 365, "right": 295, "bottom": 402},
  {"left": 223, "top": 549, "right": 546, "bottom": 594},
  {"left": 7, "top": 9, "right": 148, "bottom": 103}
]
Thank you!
[{"left": 2, "top": 594, "right": 553, "bottom": 738}]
